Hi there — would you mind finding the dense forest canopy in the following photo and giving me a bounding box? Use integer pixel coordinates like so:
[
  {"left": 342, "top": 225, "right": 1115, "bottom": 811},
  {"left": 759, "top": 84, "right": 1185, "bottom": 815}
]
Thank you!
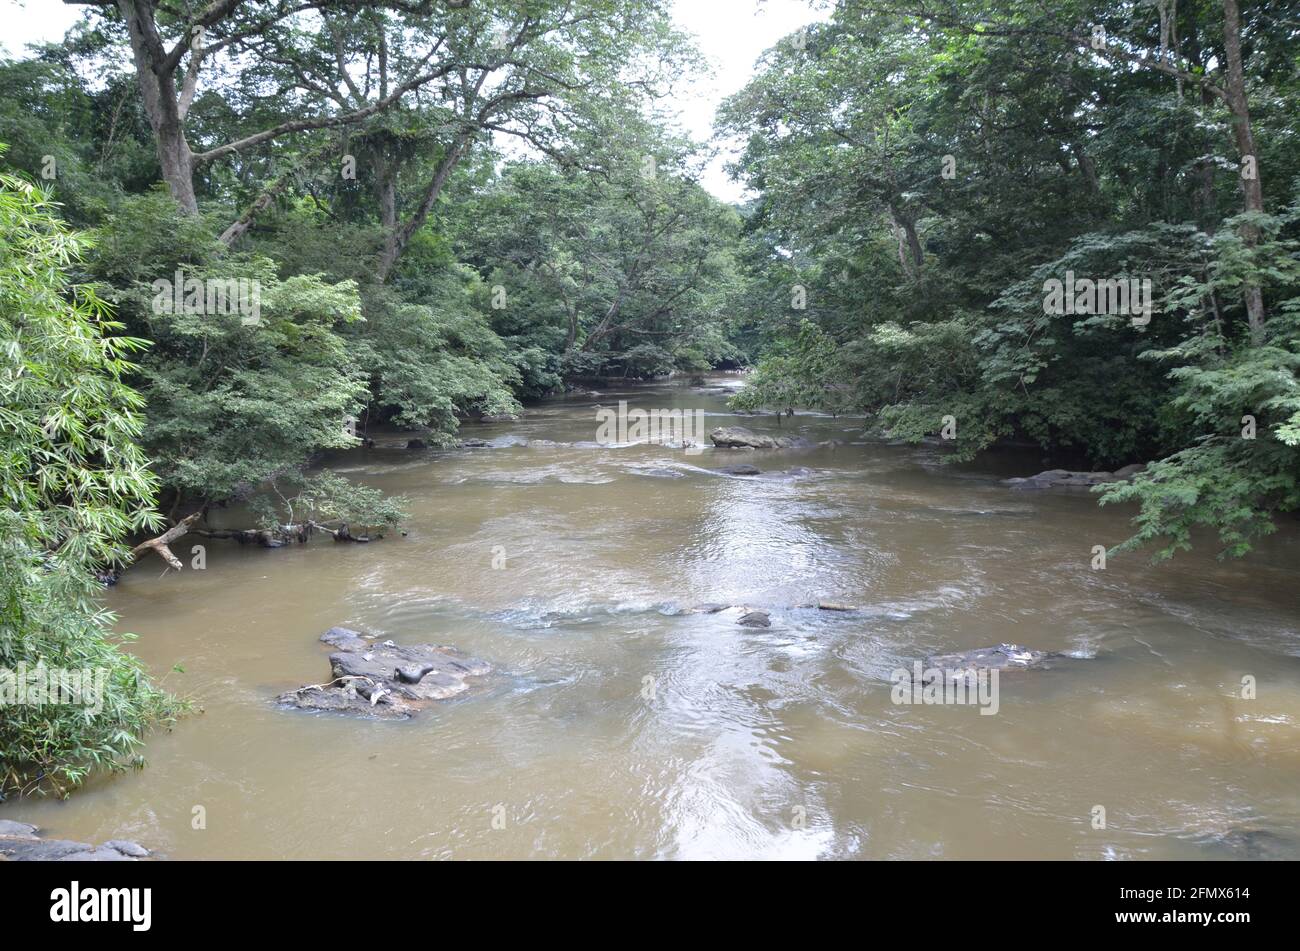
[{"left": 1, "top": 0, "right": 1298, "bottom": 792}]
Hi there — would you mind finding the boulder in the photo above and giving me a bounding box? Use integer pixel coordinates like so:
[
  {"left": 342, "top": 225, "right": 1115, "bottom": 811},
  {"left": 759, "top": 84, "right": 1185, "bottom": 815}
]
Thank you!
[
  {"left": 709, "top": 426, "right": 807, "bottom": 449},
  {"left": 738, "top": 610, "right": 772, "bottom": 628},
  {"left": 406, "top": 438, "right": 427, "bottom": 450},
  {"left": 278, "top": 628, "right": 490, "bottom": 719}
]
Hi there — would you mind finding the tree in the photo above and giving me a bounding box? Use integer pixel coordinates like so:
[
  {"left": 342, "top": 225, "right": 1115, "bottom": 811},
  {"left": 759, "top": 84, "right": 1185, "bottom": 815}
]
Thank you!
[
  {"left": 723, "top": 0, "right": 1300, "bottom": 558},
  {"left": 63, "top": 0, "right": 483, "bottom": 216}
]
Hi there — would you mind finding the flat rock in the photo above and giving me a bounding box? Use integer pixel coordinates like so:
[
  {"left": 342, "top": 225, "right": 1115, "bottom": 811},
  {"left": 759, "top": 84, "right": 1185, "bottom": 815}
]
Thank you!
[
  {"left": 709, "top": 426, "right": 808, "bottom": 450},
  {"left": 0, "top": 826, "right": 150, "bottom": 862},
  {"left": 278, "top": 628, "right": 491, "bottom": 719},
  {"left": 1004, "top": 465, "right": 1145, "bottom": 489},
  {"left": 459, "top": 438, "right": 491, "bottom": 448},
  {"left": 738, "top": 610, "right": 772, "bottom": 628}
]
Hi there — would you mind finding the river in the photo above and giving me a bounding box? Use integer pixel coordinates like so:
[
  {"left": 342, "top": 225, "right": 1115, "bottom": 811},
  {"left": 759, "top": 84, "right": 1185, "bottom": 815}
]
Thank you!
[{"left": 4, "top": 376, "right": 1299, "bottom": 859}]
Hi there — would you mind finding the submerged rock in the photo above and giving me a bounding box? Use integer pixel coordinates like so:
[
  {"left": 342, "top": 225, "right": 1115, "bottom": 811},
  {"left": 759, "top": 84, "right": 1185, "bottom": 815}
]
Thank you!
[
  {"left": 738, "top": 610, "right": 772, "bottom": 628},
  {"left": 632, "top": 466, "right": 687, "bottom": 479},
  {"left": 277, "top": 628, "right": 491, "bottom": 720},
  {"left": 1198, "top": 828, "right": 1298, "bottom": 861},
  {"left": 0, "top": 823, "right": 151, "bottom": 861},
  {"left": 714, "top": 463, "right": 762, "bottom": 476},
  {"left": 459, "top": 438, "right": 491, "bottom": 448},
  {"left": 925, "top": 643, "right": 1055, "bottom": 672},
  {"left": 709, "top": 426, "right": 808, "bottom": 450}
]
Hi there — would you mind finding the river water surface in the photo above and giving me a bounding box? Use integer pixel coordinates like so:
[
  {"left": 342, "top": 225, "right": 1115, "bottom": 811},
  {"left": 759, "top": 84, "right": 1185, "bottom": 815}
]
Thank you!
[{"left": 5, "top": 377, "right": 1300, "bottom": 859}]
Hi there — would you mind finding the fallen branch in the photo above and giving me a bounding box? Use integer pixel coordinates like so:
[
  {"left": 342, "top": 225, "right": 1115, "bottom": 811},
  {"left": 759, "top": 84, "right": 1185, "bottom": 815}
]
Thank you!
[
  {"left": 128, "top": 510, "right": 204, "bottom": 570},
  {"left": 307, "top": 520, "right": 371, "bottom": 542}
]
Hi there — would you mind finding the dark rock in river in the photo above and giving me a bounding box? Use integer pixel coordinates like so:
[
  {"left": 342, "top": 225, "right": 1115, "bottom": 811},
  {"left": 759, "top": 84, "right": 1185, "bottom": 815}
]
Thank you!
[
  {"left": 714, "top": 464, "right": 762, "bottom": 476},
  {"left": 278, "top": 628, "right": 491, "bottom": 719},
  {"left": 738, "top": 610, "right": 772, "bottom": 628},
  {"left": 406, "top": 438, "right": 427, "bottom": 450},
  {"left": 1003, "top": 464, "right": 1146, "bottom": 489},
  {"left": 709, "top": 426, "right": 808, "bottom": 450},
  {"left": 459, "top": 438, "right": 491, "bottom": 448},
  {"left": 0, "top": 823, "right": 151, "bottom": 861}
]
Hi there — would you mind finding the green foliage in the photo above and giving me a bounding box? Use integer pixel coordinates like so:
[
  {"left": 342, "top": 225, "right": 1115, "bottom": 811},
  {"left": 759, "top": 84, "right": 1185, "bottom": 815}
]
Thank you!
[
  {"left": 250, "top": 471, "right": 408, "bottom": 538},
  {"left": 352, "top": 280, "right": 522, "bottom": 439},
  {"left": 457, "top": 153, "right": 742, "bottom": 383},
  {"left": 723, "top": 0, "right": 1300, "bottom": 559},
  {"left": 0, "top": 163, "right": 179, "bottom": 796},
  {"left": 730, "top": 320, "right": 857, "bottom": 416},
  {"left": 86, "top": 195, "right": 371, "bottom": 501}
]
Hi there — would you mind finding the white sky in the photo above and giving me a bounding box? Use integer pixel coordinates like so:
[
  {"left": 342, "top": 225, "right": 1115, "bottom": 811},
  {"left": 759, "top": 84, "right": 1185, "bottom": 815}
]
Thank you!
[{"left": 0, "top": 0, "right": 824, "bottom": 202}]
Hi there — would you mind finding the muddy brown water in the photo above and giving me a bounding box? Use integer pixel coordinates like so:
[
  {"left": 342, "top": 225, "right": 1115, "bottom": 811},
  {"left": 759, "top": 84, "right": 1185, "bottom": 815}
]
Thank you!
[{"left": 5, "top": 376, "right": 1300, "bottom": 859}]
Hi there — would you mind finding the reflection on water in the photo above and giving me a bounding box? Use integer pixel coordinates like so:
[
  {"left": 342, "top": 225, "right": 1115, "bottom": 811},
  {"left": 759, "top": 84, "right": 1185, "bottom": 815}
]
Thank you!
[{"left": 5, "top": 377, "right": 1300, "bottom": 859}]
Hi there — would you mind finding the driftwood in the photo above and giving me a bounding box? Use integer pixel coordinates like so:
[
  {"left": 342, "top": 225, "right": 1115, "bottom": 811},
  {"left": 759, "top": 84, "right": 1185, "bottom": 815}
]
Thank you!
[
  {"left": 127, "top": 510, "right": 204, "bottom": 570},
  {"left": 100, "top": 514, "right": 376, "bottom": 585},
  {"left": 193, "top": 520, "right": 371, "bottom": 545}
]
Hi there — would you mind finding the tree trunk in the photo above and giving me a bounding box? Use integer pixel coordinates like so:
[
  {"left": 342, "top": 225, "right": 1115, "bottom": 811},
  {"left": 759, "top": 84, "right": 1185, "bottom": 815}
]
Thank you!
[
  {"left": 118, "top": 0, "right": 200, "bottom": 214},
  {"left": 375, "top": 136, "right": 472, "bottom": 283},
  {"left": 1221, "top": 0, "right": 1266, "bottom": 343},
  {"left": 219, "top": 176, "right": 292, "bottom": 246},
  {"left": 887, "top": 203, "right": 923, "bottom": 279},
  {"left": 157, "top": 125, "right": 199, "bottom": 214}
]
